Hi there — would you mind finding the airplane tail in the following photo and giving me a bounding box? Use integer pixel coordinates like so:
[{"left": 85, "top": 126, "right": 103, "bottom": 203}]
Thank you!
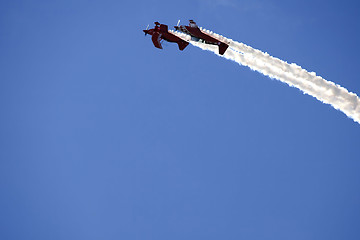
[
  {"left": 218, "top": 42, "right": 229, "bottom": 55},
  {"left": 160, "top": 24, "right": 168, "bottom": 32},
  {"left": 177, "top": 41, "right": 189, "bottom": 51}
]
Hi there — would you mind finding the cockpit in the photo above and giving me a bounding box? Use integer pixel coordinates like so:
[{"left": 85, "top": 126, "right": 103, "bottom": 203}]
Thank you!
[{"left": 189, "top": 20, "right": 197, "bottom": 28}]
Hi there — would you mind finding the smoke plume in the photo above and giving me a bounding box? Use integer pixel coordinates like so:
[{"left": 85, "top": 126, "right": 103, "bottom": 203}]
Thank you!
[{"left": 170, "top": 29, "right": 360, "bottom": 124}]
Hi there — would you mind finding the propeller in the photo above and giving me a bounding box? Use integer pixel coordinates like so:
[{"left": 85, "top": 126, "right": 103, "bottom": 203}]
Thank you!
[
  {"left": 144, "top": 24, "right": 149, "bottom": 36},
  {"left": 174, "top": 19, "right": 180, "bottom": 30}
]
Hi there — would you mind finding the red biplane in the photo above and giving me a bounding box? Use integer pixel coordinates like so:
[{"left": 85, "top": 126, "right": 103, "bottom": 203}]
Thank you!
[
  {"left": 174, "top": 20, "right": 229, "bottom": 55},
  {"left": 143, "top": 22, "right": 189, "bottom": 51}
]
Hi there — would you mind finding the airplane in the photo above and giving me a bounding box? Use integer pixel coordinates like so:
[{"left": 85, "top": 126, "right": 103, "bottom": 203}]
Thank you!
[
  {"left": 143, "top": 22, "right": 189, "bottom": 51},
  {"left": 174, "top": 20, "right": 229, "bottom": 55}
]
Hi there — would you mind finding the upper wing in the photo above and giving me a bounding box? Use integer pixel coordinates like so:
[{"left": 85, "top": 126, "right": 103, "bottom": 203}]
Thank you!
[{"left": 151, "top": 32, "right": 162, "bottom": 49}]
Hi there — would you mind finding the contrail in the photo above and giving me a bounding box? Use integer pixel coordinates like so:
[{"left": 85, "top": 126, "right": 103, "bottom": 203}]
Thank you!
[{"left": 170, "top": 29, "right": 360, "bottom": 124}]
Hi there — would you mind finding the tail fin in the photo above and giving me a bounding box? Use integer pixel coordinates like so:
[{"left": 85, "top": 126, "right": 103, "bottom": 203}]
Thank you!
[
  {"left": 159, "top": 24, "right": 168, "bottom": 32},
  {"left": 177, "top": 41, "right": 189, "bottom": 51},
  {"left": 218, "top": 42, "right": 229, "bottom": 55}
]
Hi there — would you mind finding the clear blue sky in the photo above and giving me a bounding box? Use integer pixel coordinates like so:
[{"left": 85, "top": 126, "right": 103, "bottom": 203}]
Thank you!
[{"left": 1, "top": 0, "right": 360, "bottom": 239}]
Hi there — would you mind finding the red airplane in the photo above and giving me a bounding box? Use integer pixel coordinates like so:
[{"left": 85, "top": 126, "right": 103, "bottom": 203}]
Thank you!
[
  {"left": 143, "top": 22, "right": 189, "bottom": 51},
  {"left": 174, "top": 20, "right": 229, "bottom": 55}
]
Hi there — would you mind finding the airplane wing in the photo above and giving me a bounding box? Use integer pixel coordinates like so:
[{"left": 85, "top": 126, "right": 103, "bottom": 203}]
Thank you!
[{"left": 151, "top": 32, "right": 162, "bottom": 49}]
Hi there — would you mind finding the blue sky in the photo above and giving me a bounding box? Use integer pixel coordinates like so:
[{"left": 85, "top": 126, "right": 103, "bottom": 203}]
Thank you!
[{"left": 1, "top": 0, "right": 360, "bottom": 239}]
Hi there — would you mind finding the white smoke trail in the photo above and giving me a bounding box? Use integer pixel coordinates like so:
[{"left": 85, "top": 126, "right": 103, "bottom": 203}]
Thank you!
[{"left": 170, "top": 29, "right": 360, "bottom": 124}]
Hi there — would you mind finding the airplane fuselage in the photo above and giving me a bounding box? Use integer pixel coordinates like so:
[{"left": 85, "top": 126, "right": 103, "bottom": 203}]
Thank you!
[
  {"left": 143, "top": 29, "right": 183, "bottom": 44},
  {"left": 177, "top": 26, "right": 220, "bottom": 45},
  {"left": 143, "top": 23, "right": 189, "bottom": 51},
  {"left": 174, "top": 20, "right": 229, "bottom": 55}
]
